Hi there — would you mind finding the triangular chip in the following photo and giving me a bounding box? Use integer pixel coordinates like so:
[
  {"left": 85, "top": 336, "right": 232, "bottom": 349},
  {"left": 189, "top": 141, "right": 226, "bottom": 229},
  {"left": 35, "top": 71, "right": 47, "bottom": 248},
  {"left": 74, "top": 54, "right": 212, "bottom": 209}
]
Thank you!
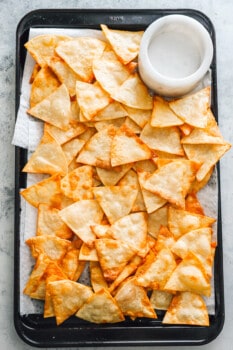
[
  {"left": 91, "top": 100, "right": 128, "bottom": 121},
  {"left": 62, "top": 138, "right": 86, "bottom": 165},
  {"left": 169, "top": 86, "right": 211, "bottom": 128},
  {"left": 76, "top": 81, "right": 111, "bottom": 120},
  {"left": 168, "top": 206, "right": 216, "bottom": 240},
  {"left": 171, "top": 227, "right": 214, "bottom": 277},
  {"left": 59, "top": 199, "right": 104, "bottom": 245},
  {"left": 123, "top": 106, "right": 151, "bottom": 128},
  {"left": 20, "top": 173, "right": 62, "bottom": 208},
  {"left": 109, "top": 212, "right": 148, "bottom": 254},
  {"left": 155, "top": 226, "right": 176, "bottom": 253},
  {"left": 111, "top": 124, "right": 152, "bottom": 167},
  {"left": 150, "top": 290, "right": 173, "bottom": 310},
  {"left": 44, "top": 120, "right": 86, "bottom": 146},
  {"left": 93, "top": 185, "right": 138, "bottom": 224},
  {"left": 25, "top": 235, "right": 71, "bottom": 261},
  {"left": 22, "top": 130, "right": 68, "bottom": 176},
  {"left": 162, "top": 292, "right": 209, "bottom": 326},
  {"left": 135, "top": 249, "right": 177, "bottom": 290},
  {"left": 101, "top": 24, "right": 143, "bottom": 64},
  {"left": 25, "top": 34, "right": 71, "bottom": 67},
  {"left": 49, "top": 280, "right": 93, "bottom": 325},
  {"left": 115, "top": 277, "right": 157, "bottom": 319},
  {"left": 185, "top": 192, "right": 205, "bottom": 215},
  {"left": 183, "top": 142, "right": 231, "bottom": 182},
  {"left": 111, "top": 73, "right": 153, "bottom": 110},
  {"left": 79, "top": 243, "right": 98, "bottom": 261},
  {"left": 147, "top": 205, "right": 168, "bottom": 239},
  {"left": 95, "top": 238, "right": 136, "bottom": 282},
  {"left": 55, "top": 37, "right": 106, "bottom": 82},
  {"left": 49, "top": 56, "right": 81, "bottom": 97},
  {"left": 164, "top": 253, "right": 211, "bottom": 296},
  {"left": 77, "top": 125, "right": 116, "bottom": 169},
  {"left": 93, "top": 47, "right": 130, "bottom": 95},
  {"left": 181, "top": 127, "right": 226, "bottom": 145},
  {"left": 30, "top": 66, "right": 60, "bottom": 107},
  {"left": 90, "top": 261, "right": 109, "bottom": 292},
  {"left": 139, "top": 160, "right": 198, "bottom": 209},
  {"left": 151, "top": 96, "right": 183, "bottom": 127},
  {"left": 140, "top": 123, "right": 184, "bottom": 156},
  {"left": 27, "top": 84, "right": 72, "bottom": 130},
  {"left": 37, "top": 203, "right": 73, "bottom": 239},
  {"left": 60, "top": 165, "right": 93, "bottom": 201},
  {"left": 76, "top": 288, "right": 125, "bottom": 323},
  {"left": 96, "top": 164, "right": 132, "bottom": 186}
]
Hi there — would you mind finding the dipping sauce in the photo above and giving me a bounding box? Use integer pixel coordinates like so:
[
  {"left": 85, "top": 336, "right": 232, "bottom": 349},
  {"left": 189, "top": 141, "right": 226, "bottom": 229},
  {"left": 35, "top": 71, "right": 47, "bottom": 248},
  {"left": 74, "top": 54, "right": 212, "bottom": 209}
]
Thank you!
[{"left": 148, "top": 31, "right": 201, "bottom": 79}]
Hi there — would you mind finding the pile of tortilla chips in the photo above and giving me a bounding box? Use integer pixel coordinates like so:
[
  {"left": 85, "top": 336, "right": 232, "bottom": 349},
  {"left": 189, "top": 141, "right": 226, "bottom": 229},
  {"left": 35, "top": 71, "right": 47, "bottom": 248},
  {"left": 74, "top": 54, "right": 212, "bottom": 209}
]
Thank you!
[{"left": 21, "top": 25, "right": 231, "bottom": 326}]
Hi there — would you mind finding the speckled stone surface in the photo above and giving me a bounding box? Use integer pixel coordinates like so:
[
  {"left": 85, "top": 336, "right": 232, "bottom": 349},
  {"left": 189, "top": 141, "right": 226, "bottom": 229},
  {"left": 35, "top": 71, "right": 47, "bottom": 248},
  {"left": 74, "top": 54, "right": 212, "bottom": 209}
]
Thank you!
[{"left": 0, "top": 0, "right": 233, "bottom": 349}]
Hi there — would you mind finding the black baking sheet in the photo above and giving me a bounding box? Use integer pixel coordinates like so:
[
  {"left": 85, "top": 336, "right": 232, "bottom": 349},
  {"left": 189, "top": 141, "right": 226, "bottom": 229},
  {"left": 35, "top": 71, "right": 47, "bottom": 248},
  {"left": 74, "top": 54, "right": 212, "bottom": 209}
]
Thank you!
[{"left": 14, "top": 8, "right": 224, "bottom": 347}]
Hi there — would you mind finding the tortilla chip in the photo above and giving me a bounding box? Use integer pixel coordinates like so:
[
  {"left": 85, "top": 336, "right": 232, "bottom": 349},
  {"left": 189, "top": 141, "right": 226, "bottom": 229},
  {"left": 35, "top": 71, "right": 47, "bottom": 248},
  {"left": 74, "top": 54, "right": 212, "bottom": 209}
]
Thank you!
[
  {"left": 37, "top": 203, "right": 73, "bottom": 239},
  {"left": 29, "top": 63, "right": 41, "bottom": 84},
  {"left": 49, "top": 280, "right": 93, "bottom": 325},
  {"left": 62, "top": 138, "right": 85, "bottom": 165},
  {"left": 135, "top": 249, "right": 177, "bottom": 290},
  {"left": 22, "top": 130, "right": 68, "bottom": 176},
  {"left": 60, "top": 165, "right": 93, "bottom": 201},
  {"left": 185, "top": 193, "right": 205, "bottom": 215},
  {"left": 101, "top": 24, "right": 143, "bottom": 64},
  {"left": 111, "top": 124, "right": 153, "bottom": 166},
  {"left": 93, "top": 47, "right": 130, "bottom": 95},
  {"left": 30, "top": 66, "right": 60, "bottom": 107},
  {"left": 183, "top": 142, "right": 231, "bottom": 182},
  {"left": 123, "top": 106, "right": 151, "bottom": 128},
  {"left": 150, "top": 290, "right": 173, "bottom": 310},
  {"left": 155, "top": 226, "right": 176, "bottom": 253},
  {"left": 76, "top": 288, "right": 125, "bottom": 323},
  {"left": 147, "top": 205, "right": 168, "bottom": 239},
  {"left": 59, "top": 199, "right": 104, "bottom": 245},
  {"left": 26, "top": 235, "right": 71, "bottom": 261},
  {"left": 77, "top": 125, "right": 116, "bottom": 169},
  {"left": 151, "top": 96, "right": 183, "bottom": 127},
  {"left": 168, "top": 206, "right": 216, "bottom": 240},
  {"left": 111, "top": 73, "right": 153, "bottom": 110},
  {"left": 90, "top": 261, "right": 108, "bottom": 292},
  {"left": 95, "top": 238, "right": 136, "bottom": 282},
  {"left": 44, "top": 121, "right": 86, "bottom": 146},
  {"left": 96, "top": 164, "right": 132, "bottom": 186},
  {"left": 93, "top": 185, "right": 138, "bottom": 224},
  {"left": 140, "top": 123, "right": 184, "bottom": 156},
  {"left": 79, "top": 243, "right": 98, "bottom": 261},
  {"left": 109, "top": 212, "right": 148, "bottom": 254},
  {"left": 139, "top": 160, "right": 198, "bottom": 209},
  {"left": 162, "top": 292, "right": 209, "bottom": 326},
  {"left": 76, "top": 81, "right": 111, "bottom": 120},
  {"left": 115, "top": 277, "right": 157, "bottom": 319},
  {"left": 164, "top": 253, "right": 211, "bottom": 297},
  {"left": 169, "top": 86, "right": 211, "bottom": 128},
  {"left": 25, "top": 34, "right": 71, "bottom": 67},
  {"left": 91, "top": 100, "right": 128, "bottom": 121},
  {"left": 55, "top": 37, "right": 106, "bottom": 82},
  {"left": 27, "top": 84, "right": 72, "bottom": 130},
  {"left": 49, "top": 56, "right": 81, "bottom": 97},
  {"left": 181, "top": 127, "right": 226, "bottom": 145},
  {"left": 20, "top": 173, "right": 62, "bottom": 208}
]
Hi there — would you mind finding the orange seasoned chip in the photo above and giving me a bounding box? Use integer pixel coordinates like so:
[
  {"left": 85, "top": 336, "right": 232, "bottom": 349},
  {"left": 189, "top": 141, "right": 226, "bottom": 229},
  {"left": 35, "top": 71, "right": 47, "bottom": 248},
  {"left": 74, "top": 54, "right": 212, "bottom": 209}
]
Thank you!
[
  {"left": 95, "top": 238, "right": 136, "bottom": 282},
  {"left": 79, "top": 243, "right": 98, "bottom": 261},
  {"left": 115, "top": 277, "right": 157, "bottom": 319},
  {"left": 30, "top": 66, "right": 60, "bottom": 107},
  {"left": 37, "top": 203, "right": 73, "bottom": 239},
  {"left": 90, "top": 261, "right": 108, "bottom": 292}
]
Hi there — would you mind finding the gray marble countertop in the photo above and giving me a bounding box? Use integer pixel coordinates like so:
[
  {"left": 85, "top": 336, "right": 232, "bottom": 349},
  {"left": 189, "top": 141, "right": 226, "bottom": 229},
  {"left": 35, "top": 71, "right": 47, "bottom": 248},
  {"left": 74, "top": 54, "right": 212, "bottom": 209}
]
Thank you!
[{"left": 0, "top": 0, "right": 232, "bottom": 349}]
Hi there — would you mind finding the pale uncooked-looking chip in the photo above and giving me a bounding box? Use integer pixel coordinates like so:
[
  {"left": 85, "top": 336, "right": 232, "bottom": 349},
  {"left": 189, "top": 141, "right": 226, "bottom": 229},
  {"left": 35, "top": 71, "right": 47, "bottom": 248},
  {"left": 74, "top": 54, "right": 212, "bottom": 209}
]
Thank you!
[{"left": 162, "top": 291, "right": 209, "bottom": 326}]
